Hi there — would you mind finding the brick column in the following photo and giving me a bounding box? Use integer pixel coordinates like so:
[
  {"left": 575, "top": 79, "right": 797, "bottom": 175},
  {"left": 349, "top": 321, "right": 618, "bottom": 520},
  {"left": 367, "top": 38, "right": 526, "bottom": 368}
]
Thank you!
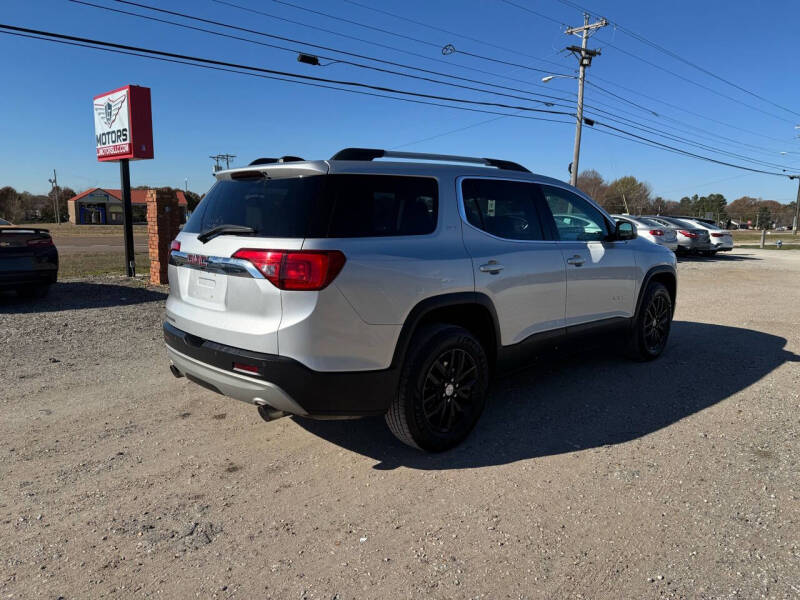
[{"left": 146, "top": 188, "right": 181, "bottom": 285}]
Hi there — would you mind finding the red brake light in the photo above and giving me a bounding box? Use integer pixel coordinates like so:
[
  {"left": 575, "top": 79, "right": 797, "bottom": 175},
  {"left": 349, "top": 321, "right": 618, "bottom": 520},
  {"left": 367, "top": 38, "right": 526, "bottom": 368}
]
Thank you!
[
  {"left": 710, "top": 232, "right": 725, "bottom": 237},
  {"left": 679, "top": 229, "right": 699, "bottom": 238},
  {"left": 27, "top": 236, "right": 53, "bottom": 247},
  {"left": 649, "top": 229, "right": 664, "bottom": 236},
  {"left": 232, "top": 249, "right": 346, "bottom": 290},
  {"left": 170, "top": 239, "right": 181, "bottom": 251}
]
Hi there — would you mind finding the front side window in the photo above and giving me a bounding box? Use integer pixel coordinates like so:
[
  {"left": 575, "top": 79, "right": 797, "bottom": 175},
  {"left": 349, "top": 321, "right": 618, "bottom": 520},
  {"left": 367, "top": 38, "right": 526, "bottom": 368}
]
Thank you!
[
  {"left": 461, "top": 178, "right": 544, "bottom": 241},
  {"left": 540, "top": 185, "right": 610, "bottom": 242}
]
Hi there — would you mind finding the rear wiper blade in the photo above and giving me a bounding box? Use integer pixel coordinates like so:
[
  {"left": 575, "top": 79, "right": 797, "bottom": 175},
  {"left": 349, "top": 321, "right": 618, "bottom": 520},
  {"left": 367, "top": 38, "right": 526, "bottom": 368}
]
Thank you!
[{"left": 197, "top": 224, "right": 256, "bottom": 244}]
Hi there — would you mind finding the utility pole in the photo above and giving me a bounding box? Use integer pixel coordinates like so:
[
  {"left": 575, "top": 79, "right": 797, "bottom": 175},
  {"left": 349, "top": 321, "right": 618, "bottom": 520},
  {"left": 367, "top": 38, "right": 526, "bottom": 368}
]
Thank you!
[
  {"left": 790, "top": 175, "right": 800, "bottom": 235},
  {"left": 209, "top": 154, "right": 236, "bottom": 172},
  {"left": 565, "top": 13, "right": 608, "bottom": 186},
  {"left": 47, "top": 169, "right": 60, "bottom": 224}
]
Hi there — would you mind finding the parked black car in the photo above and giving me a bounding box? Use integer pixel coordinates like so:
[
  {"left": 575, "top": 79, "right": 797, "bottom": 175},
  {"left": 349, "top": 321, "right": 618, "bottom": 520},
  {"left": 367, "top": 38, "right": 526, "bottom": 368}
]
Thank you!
[{"left": 0, "top": 221, "right": 58, "bottom": 297}]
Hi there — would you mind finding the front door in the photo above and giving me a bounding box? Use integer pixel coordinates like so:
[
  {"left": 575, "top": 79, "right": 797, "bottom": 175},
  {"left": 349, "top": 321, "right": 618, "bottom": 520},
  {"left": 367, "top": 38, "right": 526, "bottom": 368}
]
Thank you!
[
  {"left": 459, "top": 177, "right": 566, "bottom": 346},
  {"left": 538, "top": 184, "right": 637, "bottom": 326}
]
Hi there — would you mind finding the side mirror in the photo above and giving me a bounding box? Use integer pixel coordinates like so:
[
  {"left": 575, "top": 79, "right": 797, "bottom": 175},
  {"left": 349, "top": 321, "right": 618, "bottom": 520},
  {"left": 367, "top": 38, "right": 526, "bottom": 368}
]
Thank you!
[{"left": 615, "top": 220, "right": 637, "bottom": 241}]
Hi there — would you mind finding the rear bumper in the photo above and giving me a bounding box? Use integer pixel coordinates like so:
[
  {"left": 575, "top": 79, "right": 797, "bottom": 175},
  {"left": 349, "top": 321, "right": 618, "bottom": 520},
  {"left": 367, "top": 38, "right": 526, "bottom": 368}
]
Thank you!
[
  {"left": 163, "top": 322, "right": 397, "bottom": 417},
  {"left": 0, "top": 266, "right": 58, "bottom": 289}
]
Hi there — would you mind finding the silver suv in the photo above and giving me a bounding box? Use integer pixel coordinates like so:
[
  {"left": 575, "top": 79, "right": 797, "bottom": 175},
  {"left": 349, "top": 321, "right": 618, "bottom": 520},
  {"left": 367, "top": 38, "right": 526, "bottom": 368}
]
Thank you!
[{"left": 164, "top": 148, "right": 677, "bottom": 451}]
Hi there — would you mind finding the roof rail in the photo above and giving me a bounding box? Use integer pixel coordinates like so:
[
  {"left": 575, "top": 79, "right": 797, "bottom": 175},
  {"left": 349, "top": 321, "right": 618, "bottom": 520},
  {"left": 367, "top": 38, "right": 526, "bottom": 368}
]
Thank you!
[
  {"left": 330, "top": 148, "right": 530, "bottom": 173},
  {"left": 249, "top": 155, "right": 305, "bottom": 166}
]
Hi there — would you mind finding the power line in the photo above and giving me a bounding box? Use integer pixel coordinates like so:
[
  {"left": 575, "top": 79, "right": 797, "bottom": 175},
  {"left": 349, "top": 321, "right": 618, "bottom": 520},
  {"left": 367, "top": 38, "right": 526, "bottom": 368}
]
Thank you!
[
  {"left": 97, "top": 0, "right": 578, "bottom": 106},
  {"left": 213, "top": 0, "right": 565, "bottom": 77},
  {"left": 1, "top": 23, "right": 791, "bottom": 179},
  {"left": 86, "top": 0, "right": 796, "bottom": 166},
  {"left": 72, "top": 0, "right": 577, "bottom": 110},
  {"left": 550, "top": 0, "right": 800, "bottom": 119},
  {"left": 2, "top": 22, "right": 574, "bottom": 117},
  {"left": 0, "top": 26, "right": 576, "bottom": 126},
  {"left": 338, "top": 0, "right": 572, "bottom": 71}
]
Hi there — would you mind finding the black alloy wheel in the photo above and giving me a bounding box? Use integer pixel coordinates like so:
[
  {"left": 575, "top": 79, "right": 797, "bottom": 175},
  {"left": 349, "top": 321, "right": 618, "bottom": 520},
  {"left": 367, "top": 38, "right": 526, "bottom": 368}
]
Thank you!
[{"left": 421, "top": 348, "right": 478, "bottom": 435}]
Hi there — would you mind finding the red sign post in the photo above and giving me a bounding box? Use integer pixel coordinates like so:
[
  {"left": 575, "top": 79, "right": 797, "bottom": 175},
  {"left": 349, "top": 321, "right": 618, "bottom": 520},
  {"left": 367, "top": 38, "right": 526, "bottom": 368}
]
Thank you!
[{"left": 93, "top": 85, "right": 154, "bottom": 276}]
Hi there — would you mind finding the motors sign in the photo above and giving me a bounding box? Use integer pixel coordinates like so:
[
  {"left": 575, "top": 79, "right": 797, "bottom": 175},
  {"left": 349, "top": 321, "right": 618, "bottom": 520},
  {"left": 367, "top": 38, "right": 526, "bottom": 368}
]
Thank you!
[{"left": 93, "top": 85, "right": 153, "bottom": 162}]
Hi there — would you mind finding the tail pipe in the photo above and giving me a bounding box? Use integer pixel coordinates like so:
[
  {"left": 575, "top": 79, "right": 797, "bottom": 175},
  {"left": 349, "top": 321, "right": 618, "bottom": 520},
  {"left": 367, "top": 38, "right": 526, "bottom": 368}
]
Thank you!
[
  {"left": 257, "top": 403, "right": 287, "bottom": 422},
  {"left": 169, "top": 363, "right": 184, "bottom": 378}
]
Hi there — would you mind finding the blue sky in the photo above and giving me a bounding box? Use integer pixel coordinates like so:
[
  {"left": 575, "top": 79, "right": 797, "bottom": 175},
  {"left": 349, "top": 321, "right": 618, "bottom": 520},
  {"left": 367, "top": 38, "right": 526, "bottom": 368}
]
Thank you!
[{"left": 1, "top": 0, "right": 798, "bottom": 202}]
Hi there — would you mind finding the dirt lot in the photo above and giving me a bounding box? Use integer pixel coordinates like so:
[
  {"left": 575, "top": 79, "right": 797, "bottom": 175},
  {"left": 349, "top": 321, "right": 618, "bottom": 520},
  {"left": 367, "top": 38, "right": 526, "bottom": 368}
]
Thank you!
[{"left": 1, "top": 250, "right": 798, "bottom": 599}]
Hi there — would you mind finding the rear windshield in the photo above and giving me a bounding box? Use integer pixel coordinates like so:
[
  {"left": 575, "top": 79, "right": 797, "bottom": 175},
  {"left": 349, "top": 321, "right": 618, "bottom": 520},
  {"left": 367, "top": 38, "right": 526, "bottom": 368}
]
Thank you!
[{"left": 184, "top": 174, "right": 438, "bottom": 238}]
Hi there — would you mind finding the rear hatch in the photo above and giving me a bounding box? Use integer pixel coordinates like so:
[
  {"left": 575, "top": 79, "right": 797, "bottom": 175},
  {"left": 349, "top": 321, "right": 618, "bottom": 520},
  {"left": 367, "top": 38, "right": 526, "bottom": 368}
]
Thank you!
[
  {"left": 166, "top": 165, "right": 331, "bottom": 354},
  {"left": 0, "top": 227, "right": 54, "bottom": 273}
]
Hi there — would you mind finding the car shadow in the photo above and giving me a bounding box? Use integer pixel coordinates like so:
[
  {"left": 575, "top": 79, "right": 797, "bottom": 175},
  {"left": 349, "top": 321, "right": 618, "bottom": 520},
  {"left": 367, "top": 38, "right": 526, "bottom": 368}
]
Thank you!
[
  {"left": 0, "top": 281, "right": 167, "bottom": 313},
  {"left": 677, "top": 252, "right": 760, "bottom": 262},
  {"left": 295, "top": 321, "right": 798, "bottom": 470}
]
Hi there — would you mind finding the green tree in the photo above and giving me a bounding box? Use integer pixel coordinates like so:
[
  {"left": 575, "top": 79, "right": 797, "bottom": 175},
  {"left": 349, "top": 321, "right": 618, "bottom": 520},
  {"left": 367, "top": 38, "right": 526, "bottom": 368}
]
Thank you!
[
  {"left": 0, "top": 186, "right": 23, "bottom": 222},
  {"left": 605, "top": 176, "right": 652, "bottom": 215},
  {"left": 184, "top": 190, "right": 202, "bottom": 211}
]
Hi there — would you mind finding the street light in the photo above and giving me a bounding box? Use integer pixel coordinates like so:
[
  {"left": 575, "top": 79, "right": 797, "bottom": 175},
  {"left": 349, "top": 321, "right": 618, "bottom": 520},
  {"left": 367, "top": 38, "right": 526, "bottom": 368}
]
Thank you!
[{"left": 541, "top": 75, "right": 576, "bottom": 83}]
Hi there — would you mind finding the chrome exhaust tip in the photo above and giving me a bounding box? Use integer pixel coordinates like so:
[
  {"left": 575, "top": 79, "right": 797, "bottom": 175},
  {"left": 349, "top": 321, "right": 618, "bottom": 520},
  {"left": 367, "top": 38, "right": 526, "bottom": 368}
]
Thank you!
[{"left": 257, "top": 404, "right": 287, "bottom": 422}]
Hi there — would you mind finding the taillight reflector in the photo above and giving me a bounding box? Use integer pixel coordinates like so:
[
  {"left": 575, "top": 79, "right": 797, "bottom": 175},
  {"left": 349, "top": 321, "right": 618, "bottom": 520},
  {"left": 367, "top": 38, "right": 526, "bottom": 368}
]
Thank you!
[
  {"left": 649, "top": 229, "right": 664, "bottom": 236},
  {"left": 679, "top": 230, "right": 699, "bottom": 238},
  {"left": 233, "top": 362, "right": 260, "bottom": 375},
  {"left": 232, "top": 249, "right": 346, "bottom": 290},
  {"left": 170, "top": 239, "right": 181, "bottom": 251},
  {"left": 710, "top": 232, "right": 725, "bottom": 237},
  {"left": 27, "top": 237, "right": 53, "bottom": 247}
]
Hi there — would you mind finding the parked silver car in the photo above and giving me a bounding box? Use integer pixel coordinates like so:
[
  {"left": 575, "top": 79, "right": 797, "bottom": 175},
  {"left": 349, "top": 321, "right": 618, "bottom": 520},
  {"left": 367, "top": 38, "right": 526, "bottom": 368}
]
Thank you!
[
  {"left": 612, "top": 215, "right": 678, "bottom": 252},
  {"left": 678, "top": 218, "right": 734, "bottom": 254},
  {"left": 646, "top": 216, "right": 711, "bottom": 254},
  {"left": 164, "top": 148, "right": 677, "bottom": 451}
]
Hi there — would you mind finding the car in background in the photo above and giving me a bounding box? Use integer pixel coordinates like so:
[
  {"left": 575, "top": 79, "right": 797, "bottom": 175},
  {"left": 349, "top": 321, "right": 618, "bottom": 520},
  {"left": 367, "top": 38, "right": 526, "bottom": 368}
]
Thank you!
[
  {"left": 678, "top": 218, "right": 734, "bottom": 253},
  {"left": 0, "top": 221, "right": 58, "bottom": 297},
  {"left": 645, "top": 216, "right": 711, "bottom": 255},
  {"left": 612, "top": 215, "right": 678, "bottom": 251}
]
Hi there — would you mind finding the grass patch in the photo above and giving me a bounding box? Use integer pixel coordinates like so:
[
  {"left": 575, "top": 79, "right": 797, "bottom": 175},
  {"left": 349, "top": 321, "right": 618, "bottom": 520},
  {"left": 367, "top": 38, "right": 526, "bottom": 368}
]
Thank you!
[
  {"left": 59, "top": 251, "right": 151, "bottom": 278},
  {"left": 732, "top": 230, "right": 797, "bottom": 243},
  {"left": 28, "top": 222, "right": 148, "bottom": 237},
  {"left": 738, "top": 244, "right": 800, "bottom": 250}
]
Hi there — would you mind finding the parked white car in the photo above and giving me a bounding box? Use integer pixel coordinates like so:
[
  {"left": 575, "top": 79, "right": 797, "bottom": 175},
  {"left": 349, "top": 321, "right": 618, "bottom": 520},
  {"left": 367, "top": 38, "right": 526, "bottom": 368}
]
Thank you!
[
  {"left": 612, "top": 215, "right": 679, "bottom": 252},
  {"left": 677, "top": 218, "right": 734, "bottom": 254}
]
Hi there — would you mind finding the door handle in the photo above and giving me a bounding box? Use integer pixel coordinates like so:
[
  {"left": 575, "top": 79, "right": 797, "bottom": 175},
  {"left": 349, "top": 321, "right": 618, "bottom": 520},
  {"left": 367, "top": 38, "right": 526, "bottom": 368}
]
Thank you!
[
  {"left": 566, "top": 255, "right": 585, "bottom": 266},
  {"left": 479, "top": 261, "right": 504, "bottom": 274}
]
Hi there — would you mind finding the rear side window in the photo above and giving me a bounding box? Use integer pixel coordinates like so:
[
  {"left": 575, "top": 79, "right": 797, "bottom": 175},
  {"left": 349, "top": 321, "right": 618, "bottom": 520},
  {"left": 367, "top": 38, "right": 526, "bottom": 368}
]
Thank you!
[
  {"left": 461, "top": 178, "right": 545, "bottom": 241},
  {"left": 184, "top": 174, "right": 437, "bottom": 238},
  {"left": 326, "top": 175, "right": 437, "bottom": 237},
  {"left": 183, "top": 176, "right": 326, "bottom": 237}
]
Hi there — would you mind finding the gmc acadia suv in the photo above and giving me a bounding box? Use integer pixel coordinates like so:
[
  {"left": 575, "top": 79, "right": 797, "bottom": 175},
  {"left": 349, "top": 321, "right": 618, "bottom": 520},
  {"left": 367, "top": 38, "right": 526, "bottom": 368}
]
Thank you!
[{"left": 164, "top": 148, "right": 677, "bottom": 451}]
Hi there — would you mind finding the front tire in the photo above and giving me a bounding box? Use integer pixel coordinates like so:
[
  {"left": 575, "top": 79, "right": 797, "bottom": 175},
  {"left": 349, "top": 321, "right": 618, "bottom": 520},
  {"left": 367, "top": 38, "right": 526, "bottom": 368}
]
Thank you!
[
  {"left": 628, "top": 282, "right": 672, "bottom": 361},
  {"left": 386, "top": 325, "right": 489, "bottom": 452}
]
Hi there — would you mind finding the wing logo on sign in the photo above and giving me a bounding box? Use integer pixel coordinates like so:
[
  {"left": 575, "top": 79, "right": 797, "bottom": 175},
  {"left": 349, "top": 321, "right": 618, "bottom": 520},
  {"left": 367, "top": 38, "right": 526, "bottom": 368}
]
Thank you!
[{"left": 94, "top": 95, "right": 127, "bottom": 128}]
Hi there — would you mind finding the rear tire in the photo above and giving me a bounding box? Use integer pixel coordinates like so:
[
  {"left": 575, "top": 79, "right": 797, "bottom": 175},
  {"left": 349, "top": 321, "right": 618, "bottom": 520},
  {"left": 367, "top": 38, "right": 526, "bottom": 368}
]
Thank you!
[
  {"left": 627, "top": 282, "right": 672, "bottom": 361},
  {"left": 386, "top": 325, "right": 489, "bottom": 452},
  {"left": 16, "top": 284, "right": 49, "bottom": 299}
]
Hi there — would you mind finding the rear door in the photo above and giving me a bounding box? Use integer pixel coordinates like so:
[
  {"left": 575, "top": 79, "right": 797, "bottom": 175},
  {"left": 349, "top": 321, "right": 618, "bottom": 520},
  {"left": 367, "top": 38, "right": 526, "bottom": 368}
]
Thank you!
[
  {"left": 167, "top": 172, "right": 328, "bottom": 354},
  {"left": 538, "top": 184, "right": 637, "bottom": 327},
  {"left": 459, "top": 177, "right": 566, "bottom": 345}
]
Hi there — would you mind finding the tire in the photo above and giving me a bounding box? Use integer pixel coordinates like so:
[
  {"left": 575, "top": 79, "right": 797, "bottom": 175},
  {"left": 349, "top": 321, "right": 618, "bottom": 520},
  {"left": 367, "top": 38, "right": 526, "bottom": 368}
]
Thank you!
[
  {"left": 16, "top": 284, "right": 49, "bottom": 299},
  {"left": 628, "top": 281, "right": 672, "bottom": 361},
  {"left": 385, "top": 325, "right": 489, "bottom": 452}
]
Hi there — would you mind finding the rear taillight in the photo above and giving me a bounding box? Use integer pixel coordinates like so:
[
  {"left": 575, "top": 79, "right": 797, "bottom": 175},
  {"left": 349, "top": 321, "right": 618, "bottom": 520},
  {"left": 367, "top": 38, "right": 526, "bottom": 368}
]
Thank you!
[
  {"left": 170, "top": 239, "right": 181, "bottom": 251},
  {"left": 649, "top": 229, "right": 664, "bottom": 236},
  {"left": 27, "top": 237, "right": 53, "bottom": 247},
  {"left": 232, "top": 249, "right": 346, "bottom": 290},
  {"left": 679, "top": 230, "right": 699, "bottom": 239},
  {"left": 710, "top": 233, "right": 725, "bottom": 238}
]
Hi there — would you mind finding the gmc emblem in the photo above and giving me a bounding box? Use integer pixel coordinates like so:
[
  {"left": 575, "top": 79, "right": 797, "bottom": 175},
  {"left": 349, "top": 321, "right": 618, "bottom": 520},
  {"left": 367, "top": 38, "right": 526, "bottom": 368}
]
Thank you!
[{"left": 187, "top": 254, "right": 208, "bottom": 267}]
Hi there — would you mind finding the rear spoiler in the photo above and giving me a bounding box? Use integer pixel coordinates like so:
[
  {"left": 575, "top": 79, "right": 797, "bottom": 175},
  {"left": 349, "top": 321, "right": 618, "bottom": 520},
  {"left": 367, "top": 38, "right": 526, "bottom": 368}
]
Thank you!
[{"left": 0, "top": 227, "right": 51, "bottom": 234}]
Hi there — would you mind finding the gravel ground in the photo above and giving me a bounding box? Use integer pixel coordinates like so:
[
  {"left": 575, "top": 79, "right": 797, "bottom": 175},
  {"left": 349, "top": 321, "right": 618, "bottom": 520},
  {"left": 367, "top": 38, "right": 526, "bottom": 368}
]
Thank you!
[{"left": 1, "top": 250, "right": 799, "bottom": 599}]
